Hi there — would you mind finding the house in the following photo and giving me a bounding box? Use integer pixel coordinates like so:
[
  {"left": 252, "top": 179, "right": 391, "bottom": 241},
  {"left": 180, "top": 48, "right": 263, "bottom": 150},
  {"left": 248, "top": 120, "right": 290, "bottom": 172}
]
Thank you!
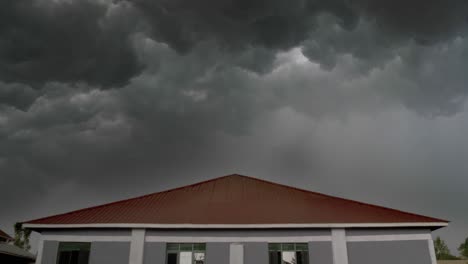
[
  {"left": 0, "top": 229, "right": 13, "bottom": 243},
  {"left": 0, "top": 229, "right": 36, "bottom": 264},
  {"left": 23, "top": 174, "right": 448, "bottom": 264}
]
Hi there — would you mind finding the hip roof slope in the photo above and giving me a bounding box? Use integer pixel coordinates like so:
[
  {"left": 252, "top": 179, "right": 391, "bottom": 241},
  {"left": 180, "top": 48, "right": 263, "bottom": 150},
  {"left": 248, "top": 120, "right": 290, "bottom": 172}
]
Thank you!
[{"left": 24, "top": 174, "right": 448, "bottom": 226}]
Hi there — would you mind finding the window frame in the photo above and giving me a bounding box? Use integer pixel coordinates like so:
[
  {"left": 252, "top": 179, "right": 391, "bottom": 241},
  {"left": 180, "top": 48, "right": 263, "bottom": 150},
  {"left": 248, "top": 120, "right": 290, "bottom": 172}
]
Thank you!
[
  {"left": 56, "top": 242, "right": 91, "bottom": 264},
  {"left": 166, "top": 243, "right": 206, "bottom": 264},
  {"left": 268, "top": 243, "right": 309, "bottom": 264}
]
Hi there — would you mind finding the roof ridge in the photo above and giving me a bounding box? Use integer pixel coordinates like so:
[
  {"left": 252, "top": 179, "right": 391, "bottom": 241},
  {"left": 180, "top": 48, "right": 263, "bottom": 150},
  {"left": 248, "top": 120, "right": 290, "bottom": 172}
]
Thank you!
[
  {"left": 24, "top": 174, "right": 236, "bottom": 224},
  {"left": 234, "top": 174, "right": 448, "bottom": 223}
]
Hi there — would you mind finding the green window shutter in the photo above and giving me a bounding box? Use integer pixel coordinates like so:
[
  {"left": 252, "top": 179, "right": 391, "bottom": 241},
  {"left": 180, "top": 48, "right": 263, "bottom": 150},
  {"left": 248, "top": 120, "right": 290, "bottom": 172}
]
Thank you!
[
  {"left": 180, "top": 243, "right": 194, "bottom": 251},
  {"left": 282, "top": 243, "right": 295, "bottom": 251},
  {"left": 167, "top": 243, "right": 180, "bottom": 251},
  {"left": 269, "top": 243, "right": 281, "bottom": 251},
  {"left": 295, "top": 243, "right": 308, "bottom": 251},
  {"left": 193, "top": 243, "right": 206, "bottom": 251},
  {"left": 58, "top": 242, "right": 91, "bottom": 252}
]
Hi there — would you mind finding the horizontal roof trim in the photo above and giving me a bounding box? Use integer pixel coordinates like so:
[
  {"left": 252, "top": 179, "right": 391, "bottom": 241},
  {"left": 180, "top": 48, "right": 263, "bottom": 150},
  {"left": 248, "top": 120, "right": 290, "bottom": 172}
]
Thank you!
[{"left": 24, "top": 222, "right": 448, "bottom": 230}]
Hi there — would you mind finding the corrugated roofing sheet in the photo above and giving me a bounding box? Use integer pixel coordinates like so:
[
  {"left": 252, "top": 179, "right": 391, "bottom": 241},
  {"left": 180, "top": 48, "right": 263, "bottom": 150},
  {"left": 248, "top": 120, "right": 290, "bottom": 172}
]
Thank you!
[{"left": 25, "top": 174, "right": 447, "bottom": 226}]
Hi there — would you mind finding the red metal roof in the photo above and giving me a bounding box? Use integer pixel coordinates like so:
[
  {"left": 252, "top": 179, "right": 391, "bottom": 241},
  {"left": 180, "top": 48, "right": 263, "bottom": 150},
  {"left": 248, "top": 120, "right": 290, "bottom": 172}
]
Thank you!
[
  {"left": 0, "top": 229, "right": 13, "bottom": 241},
  {"left": 24, "top": 174, "right": 447, "bottom": 227}
]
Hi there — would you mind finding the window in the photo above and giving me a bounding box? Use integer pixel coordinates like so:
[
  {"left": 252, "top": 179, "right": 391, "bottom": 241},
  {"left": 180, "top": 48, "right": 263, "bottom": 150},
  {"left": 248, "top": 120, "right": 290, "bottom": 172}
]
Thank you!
[
  {"left": 269, "top": 243, "right": 309, "bottom": 264},
  {"left": 166, "top": 243, "right": 206, "bottom": 264},
  {"left": 57, "top": 242, "right": 91, "bottom": 264}
]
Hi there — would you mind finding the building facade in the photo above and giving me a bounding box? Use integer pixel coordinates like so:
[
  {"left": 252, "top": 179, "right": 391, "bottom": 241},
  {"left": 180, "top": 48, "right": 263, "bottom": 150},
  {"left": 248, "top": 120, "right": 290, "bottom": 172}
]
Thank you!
[{"left": 24, "top": 174, "right": 448, "bottom": 264}]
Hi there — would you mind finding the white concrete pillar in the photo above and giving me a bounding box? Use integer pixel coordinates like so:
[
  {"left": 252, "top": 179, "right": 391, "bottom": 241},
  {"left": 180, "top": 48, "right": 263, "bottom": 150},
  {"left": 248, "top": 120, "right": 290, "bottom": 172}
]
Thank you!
[
  {"left": 129, "top": 229, "right": 146, "bottom": 264},
  {"left": 35, "top": 237, "right": 44, "bottom": 264},
  {"left": 428, "top": 239, "right": 437, "bottom": 264},
  {"left": 230, "top": 243, "right": 244, "bottom": 264},
  {"left": 331, "top": 228, "right": 349, "bottom": 264}
]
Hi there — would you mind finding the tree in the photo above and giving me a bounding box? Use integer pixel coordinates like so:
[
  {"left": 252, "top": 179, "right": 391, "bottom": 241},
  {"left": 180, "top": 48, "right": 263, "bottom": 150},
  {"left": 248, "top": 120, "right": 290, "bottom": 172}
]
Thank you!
[
  {"left": 459, "top": 237, "right": 468, "bottom": 259},
  {"left": 434, "top": 236, "right": 459, "bottom": 260},
  {"left": 13, "top": 222, "right": 31, "bottom": 251}
]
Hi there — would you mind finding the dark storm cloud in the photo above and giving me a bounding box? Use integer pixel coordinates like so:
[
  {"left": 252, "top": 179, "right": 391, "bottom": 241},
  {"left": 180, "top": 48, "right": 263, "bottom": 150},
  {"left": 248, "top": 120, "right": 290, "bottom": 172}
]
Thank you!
[
  {"left": 0, "top": 0, "right": 142, "bottom": 87},
  {"left": 0, "top": 0, "right": 467, "bottom": 201},
  {"left": 0, "top": 41, "right": 265, "bottom": 188},
  {"left": 0, "top": 82, "right": 38, "bottom": 110},
  {"left": 354, "top": 0, "right": 468, "bottom": 43},
  {"left": 1, "top": 0, "right": 467, "bottom": 88},
  {"left": 1, "top": 0, "right": 468, "bottom": 255},
  {"left": 274, "top": 37, "right": 468, "bottom": 116},
  {"left": 131, "top": 0, "right": 468, "bottom": 56}
]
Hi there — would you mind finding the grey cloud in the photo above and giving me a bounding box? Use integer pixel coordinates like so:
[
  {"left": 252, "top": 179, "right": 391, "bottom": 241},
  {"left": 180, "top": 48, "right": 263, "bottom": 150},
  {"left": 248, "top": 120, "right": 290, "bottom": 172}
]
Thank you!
[
  {"left": 271, "top": 36, "right": 468, "bottom": 117},
  {"left": 1, "top": 31, "right": 468, "bottom": 198},
  {"left": 1, "top": 0, "right": 467, "bottom": 89},
  {"left": 301, "top": 15, "right": 403, "bottom": 71},
  {"left": 394, "top": 39, "right": 468, "bottom": 115},
  {"left": 0, "top": 40, "right": 263, "bottom": 191},
  {"left": 0, "top": 82, "right": 38, "bottom": 110},
  {"left": 130, "top": 0, "right": 353, "bottom": 52},
  {"left": 0, "top": 0, "right": 142, "bottom": 87},
  {"left": 3, "top": 34, "right": 467, "bottom": 200},
  {"left": 353, "top": 0, "right": 468, "bottom": 44},
  {"left": 131, "top": 0, "right": 467, "bottom": 54}
]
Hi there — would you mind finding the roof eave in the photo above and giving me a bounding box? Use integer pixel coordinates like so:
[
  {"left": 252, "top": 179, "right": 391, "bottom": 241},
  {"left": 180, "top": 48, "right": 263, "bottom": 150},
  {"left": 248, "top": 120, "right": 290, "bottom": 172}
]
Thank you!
[{"left": 24, "top": 222, "right": 448, "bottom": 231}]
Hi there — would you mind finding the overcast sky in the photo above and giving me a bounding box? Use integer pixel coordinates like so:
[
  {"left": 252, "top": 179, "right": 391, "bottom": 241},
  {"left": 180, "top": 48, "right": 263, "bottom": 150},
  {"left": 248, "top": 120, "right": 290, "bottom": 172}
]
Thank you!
[{"left": 1, "top": 0, "right": 468, "bottom": 254}]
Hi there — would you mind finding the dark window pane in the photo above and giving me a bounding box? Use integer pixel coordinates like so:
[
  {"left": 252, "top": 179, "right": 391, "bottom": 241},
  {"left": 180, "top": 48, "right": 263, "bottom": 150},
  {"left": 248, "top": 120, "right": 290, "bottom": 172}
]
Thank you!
[
  {"left": 167, "top": 253, "right": 178, "bottom": 264},
  {"left": 70, "top": 251, "right": 79, "bottom": 264},
  {"left": 57, "top": 243, "right": 90, "bottom": 264},
  {"left": 296, "top": 251, "right": 309, "bottom": 264},
  {"left": 78, "top": 251, "right": 90, "bottom": 264},
  {"left": 58, "top": 251, "right": 71, "bottom": 264},
  {"left": 269, "top": 251, "right": 281, "bottom": 264}
]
